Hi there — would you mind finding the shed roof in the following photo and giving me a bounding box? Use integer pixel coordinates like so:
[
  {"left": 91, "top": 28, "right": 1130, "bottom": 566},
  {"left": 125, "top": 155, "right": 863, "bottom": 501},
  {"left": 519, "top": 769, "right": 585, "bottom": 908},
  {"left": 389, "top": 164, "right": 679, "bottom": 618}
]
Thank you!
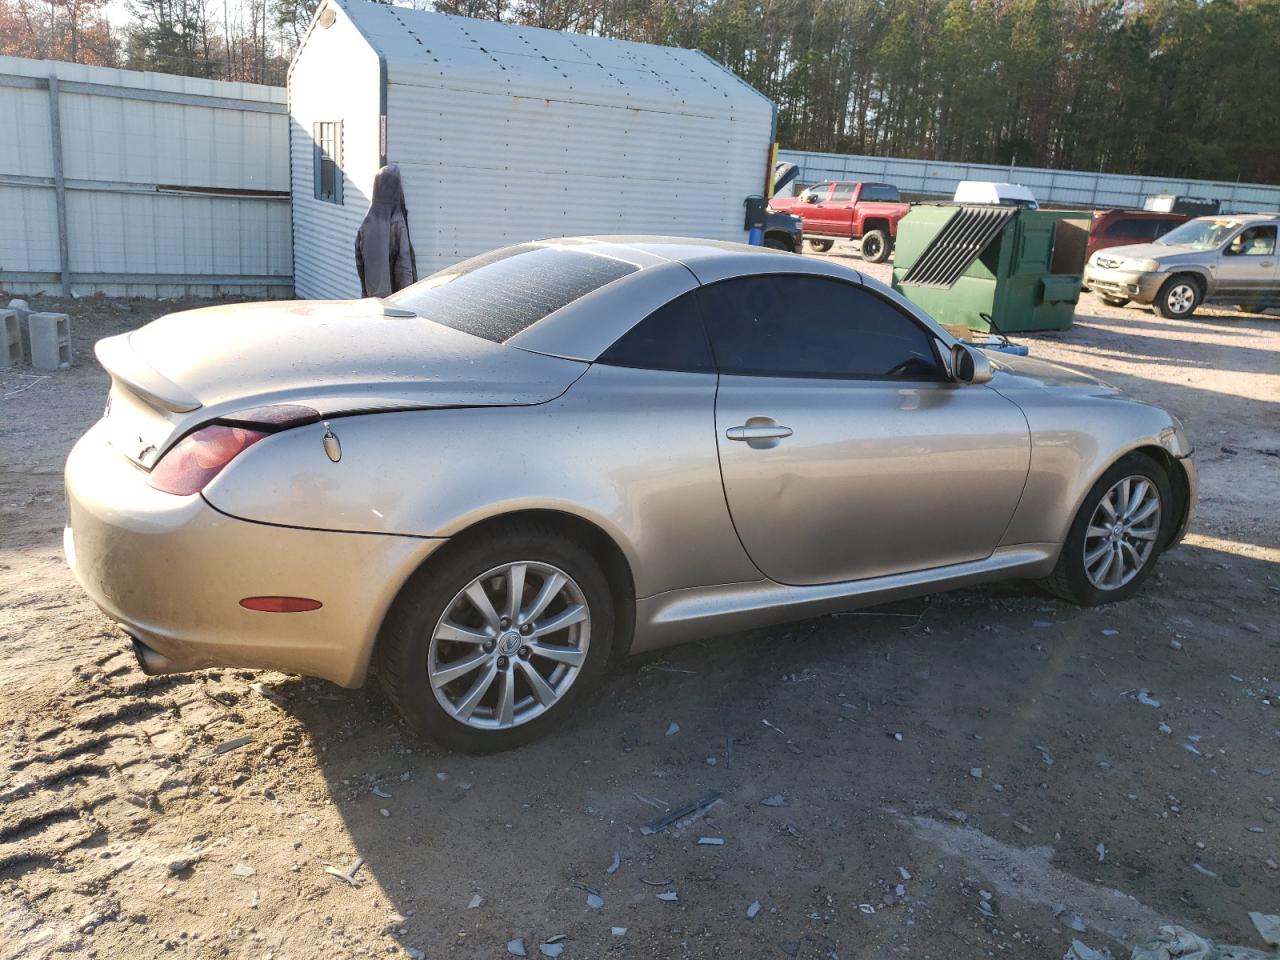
[{"left": 319, "top": 0, "right": 772, "bottom": 119}]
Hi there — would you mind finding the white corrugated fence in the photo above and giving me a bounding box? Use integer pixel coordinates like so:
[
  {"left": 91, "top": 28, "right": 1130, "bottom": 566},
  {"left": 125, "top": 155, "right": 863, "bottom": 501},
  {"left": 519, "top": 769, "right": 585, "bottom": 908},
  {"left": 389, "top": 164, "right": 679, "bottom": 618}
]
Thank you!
[
  {"left": 780, "top": 150, "right": 1280, "bottom": 214},
  {"left": 0, "top": 55, "right": 293, "bottom": 298}
]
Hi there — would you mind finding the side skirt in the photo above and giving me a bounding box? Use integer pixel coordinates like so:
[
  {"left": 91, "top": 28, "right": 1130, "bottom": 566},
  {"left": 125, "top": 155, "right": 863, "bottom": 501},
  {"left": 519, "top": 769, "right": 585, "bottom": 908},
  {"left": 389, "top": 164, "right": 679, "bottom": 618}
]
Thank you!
[{"left": 630, "top": 544, "right": 1059, "bottom": 654}]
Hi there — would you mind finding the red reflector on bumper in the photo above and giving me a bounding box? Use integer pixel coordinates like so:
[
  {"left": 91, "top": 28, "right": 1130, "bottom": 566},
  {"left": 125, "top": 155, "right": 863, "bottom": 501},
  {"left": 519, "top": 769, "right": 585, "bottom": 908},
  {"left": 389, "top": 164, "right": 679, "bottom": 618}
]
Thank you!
[{"left": 239, "top": 596, "right": 323, "bottom": 613}]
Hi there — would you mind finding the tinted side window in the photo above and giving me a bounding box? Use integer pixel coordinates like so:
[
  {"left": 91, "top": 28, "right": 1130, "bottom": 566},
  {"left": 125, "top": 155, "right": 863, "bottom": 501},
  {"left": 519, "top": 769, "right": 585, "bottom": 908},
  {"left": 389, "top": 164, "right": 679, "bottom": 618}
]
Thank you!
[
  {"left": 699, "top": 275, "right": 943, "bottom": 381},
  {"left": 596, "top": 292, "right": 714, "bottom": 373},
  {"left": 861, "top": 184, "right": 901, "bottom": 202}
]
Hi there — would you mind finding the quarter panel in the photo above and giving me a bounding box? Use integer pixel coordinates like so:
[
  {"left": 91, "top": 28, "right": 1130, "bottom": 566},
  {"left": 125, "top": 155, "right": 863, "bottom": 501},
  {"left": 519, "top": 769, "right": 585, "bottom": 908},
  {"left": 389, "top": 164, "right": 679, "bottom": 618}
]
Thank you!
[
  {"left": 994, "top": 388, "right": 1187, "bottom": 546},
  {"left": 204, "top": 364, "right": 759, "bottom": 598}
]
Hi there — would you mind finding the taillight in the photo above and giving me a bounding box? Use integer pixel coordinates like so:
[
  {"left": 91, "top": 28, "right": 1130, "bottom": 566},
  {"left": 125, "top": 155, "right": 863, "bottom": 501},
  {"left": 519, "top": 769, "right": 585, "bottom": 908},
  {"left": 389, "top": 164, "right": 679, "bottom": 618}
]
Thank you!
[{"left": 148, "top": 425, "right": 268, "bottom": 496}]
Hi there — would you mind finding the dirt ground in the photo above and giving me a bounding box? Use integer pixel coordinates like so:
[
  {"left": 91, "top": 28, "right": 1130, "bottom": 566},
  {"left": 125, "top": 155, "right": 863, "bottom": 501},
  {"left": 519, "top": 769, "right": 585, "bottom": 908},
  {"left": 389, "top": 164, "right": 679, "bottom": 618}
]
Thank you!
[{"left": 1, "top": 258, "right": 1277, "bottom": 960}]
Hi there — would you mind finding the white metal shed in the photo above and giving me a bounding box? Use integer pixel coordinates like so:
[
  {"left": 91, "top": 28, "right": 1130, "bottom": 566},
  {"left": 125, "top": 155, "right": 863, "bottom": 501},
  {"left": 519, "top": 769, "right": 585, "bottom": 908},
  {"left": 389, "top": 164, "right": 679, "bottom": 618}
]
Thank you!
[{"left": 288, "top": 0, "right": 775, "bottom": 300}]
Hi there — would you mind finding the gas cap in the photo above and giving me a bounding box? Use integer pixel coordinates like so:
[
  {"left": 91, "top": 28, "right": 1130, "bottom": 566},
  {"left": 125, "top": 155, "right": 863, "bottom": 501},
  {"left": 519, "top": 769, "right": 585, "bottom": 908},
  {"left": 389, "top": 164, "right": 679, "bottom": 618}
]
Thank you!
[{"left": 321, "top": 422, "right": 342, "bottom": 462}]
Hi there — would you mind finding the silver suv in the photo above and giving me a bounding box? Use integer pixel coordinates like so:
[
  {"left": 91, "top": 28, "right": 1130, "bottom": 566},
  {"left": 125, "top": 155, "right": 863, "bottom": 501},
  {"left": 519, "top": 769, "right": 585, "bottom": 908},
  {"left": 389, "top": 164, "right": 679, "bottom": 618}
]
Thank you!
[{"left": 1083, "top": 214, "right": 1280, "bottom": 318}]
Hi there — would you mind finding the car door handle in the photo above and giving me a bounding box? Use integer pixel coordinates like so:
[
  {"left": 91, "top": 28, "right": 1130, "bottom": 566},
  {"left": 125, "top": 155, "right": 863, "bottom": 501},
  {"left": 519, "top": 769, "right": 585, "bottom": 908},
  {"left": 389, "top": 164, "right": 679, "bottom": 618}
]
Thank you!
[{"left": 726, "top": 424, "right": 793, "bottom": 441}]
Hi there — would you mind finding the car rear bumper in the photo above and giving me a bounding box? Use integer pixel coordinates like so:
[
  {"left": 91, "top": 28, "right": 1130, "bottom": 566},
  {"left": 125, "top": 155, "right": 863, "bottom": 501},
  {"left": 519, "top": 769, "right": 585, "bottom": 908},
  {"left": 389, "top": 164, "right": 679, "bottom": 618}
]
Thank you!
[
  {"left": 64, "top": 420, "right": 443, "bottom": 687},
  {"left": 1082, "top": 266, "right": 1167, "bottom": 304}
]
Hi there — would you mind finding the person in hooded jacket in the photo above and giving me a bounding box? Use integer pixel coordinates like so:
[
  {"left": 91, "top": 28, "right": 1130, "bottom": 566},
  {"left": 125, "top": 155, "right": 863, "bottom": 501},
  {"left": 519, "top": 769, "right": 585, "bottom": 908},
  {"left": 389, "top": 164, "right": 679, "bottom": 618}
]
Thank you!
[{"left": 355, "top": 164, "right": 418, "bottom": 297}]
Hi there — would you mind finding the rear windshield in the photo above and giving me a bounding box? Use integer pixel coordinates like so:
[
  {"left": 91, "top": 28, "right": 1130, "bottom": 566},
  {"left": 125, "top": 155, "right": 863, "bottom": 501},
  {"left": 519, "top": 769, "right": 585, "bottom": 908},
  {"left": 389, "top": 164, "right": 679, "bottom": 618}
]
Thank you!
[{"left": 387, "top": 245, "right": 638, "bottom": 343}]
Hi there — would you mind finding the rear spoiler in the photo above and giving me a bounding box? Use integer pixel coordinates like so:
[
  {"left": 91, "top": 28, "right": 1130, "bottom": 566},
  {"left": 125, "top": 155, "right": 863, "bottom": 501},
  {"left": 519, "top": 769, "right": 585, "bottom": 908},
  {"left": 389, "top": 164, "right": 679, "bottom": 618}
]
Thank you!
[{"left": 95, "top": 334, "right": 202, "bottom": 414}]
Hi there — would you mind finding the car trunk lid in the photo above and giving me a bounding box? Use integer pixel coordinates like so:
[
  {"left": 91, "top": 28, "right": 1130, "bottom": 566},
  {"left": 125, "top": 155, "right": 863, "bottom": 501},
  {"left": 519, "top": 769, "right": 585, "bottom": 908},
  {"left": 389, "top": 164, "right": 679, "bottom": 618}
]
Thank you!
[{"left": 96, "top": 298, "right": 588, "bottom": 468}]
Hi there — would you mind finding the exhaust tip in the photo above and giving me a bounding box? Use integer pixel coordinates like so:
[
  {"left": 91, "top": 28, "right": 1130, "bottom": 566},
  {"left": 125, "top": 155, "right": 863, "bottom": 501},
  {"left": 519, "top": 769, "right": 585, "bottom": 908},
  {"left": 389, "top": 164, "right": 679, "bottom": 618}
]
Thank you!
[{"left": 130, "top": 635, "right": 183, "bottom": 676}]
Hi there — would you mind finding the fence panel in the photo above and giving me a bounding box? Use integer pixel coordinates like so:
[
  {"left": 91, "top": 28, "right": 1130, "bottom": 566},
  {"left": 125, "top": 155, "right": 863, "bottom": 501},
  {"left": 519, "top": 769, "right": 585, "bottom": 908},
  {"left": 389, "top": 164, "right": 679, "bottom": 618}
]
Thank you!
[
  {"left": 778, "top": 150, "right": 1280, "bottom": 214},
  {"left": 0, "top": 55, "right": 293, "bottom": 298}
]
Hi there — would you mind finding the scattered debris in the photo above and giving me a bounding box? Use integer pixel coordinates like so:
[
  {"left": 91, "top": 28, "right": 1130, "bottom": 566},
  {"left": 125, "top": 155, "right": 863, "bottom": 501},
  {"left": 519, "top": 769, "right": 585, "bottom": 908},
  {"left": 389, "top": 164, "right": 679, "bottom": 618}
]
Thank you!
[
  {"left": 639, "top": 790, "right": 721, "bottom": 835},
  {"left": 1191, "top": 863, "right": 1217, "bottom": 878},
  {"left": 761, "top": 794, "right": 788, "bottom": 807},
  {"left": 641, "top": 878, "right": 672, "bottom": 886},
  {"left": 1064, "top": 940, "right": 1114, "bottom": 960},
  {"left": 167, "top": 857, "right": 196, "bottom": 873},
  {"left": 1136, "top": 690, "right": 1162, "bottom": 708},
  {"left": 655, "top": 891, "right": 679, "bottom": 902},
  {"left": 747, "top": 901, "right": 761, "bottom": 920},
  {"left": 231, "top": 863, "right": 255, "bottom": 878},
  {"left": 586, "top": 893, "right": 604, "bottom": 910},
  {"left": 1037, "top": 745, "right": 1055, "bottom": 766},
  {"left": 611, "top": 927, "right": 627, "bottom": 936},
  {"left": 898, "top": 866, "right": 912, "bottom": 880},
  {"left": 1170, "top": 639, "right": 1183, "bottom": 651},
  {"left": 970, "top": 767, "right": 983, "bottom": 779},
  {"left": 507, "top": 938, "right": 527, "bottom": 957},
  {"left": 324, "top": 857, "right": 365, "bottom": 886},
  {"left": 761, "top": 718, "right": 786, "bottom": 736},
  {"left": 858, "top": 903, "right": 876, "bottom": 914},
  {"left": 372, "top": 785, "right": 391, "bottom": 799},
  {"left": 1159, "top": 723, "right": 1173, "bottom": 735},
  {"left": 1096, "top": 843, "right": 1107, "bottom": 862},
  {"left": 213, "top": 735, "right": 253, "bottom": 755},
  {"left": 380, "top": 808, "right": 391, "bottom": 817},
  {"left": 607, "top": 851, "right": 620, "bottom": 875},
  {"left": 539, "top": 943, "right": 564, "bottom": 958},
  {"left": 1250, "top": 913, "right": 1280, "bottom": 948},
  {"left": 1131, "top": 924, "right": 1277, "bottom": 960},
  {"left": 468, "top": 894, "right": 483, "bottom": 909},
  {"left": 1102, "top": 629, "right": 1120, "bottom": 637},
  {"left": 1013, "top": 820, "right": 1034, "bottom": 835},
  {"left": 665, "top": 721, "right": 680, "bottom": 736},
  {"left": 698, "top": 836, "right": 724, "bottom": 845}
]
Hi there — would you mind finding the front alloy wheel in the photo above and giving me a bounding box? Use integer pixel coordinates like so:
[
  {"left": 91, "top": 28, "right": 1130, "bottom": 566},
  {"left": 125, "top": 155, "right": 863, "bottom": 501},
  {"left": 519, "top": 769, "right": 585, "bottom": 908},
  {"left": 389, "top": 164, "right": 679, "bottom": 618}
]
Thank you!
[
  {"left": 1081, "top": 476, "right": 1161, "bottom": 590},
  {"left": 1156, "top": 276, "right": 1200, "bottom": 318},
  {"left": 428, "top": 561, "right": 590, "bottom": 730},
  {"left": 1039, "top": 451, "right": 1172, "bottom": 606}
]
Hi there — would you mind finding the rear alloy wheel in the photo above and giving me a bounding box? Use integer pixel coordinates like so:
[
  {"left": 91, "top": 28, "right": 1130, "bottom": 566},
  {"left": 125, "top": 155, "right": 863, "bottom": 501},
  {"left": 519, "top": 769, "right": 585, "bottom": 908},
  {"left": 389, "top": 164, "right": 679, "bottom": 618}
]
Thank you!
[
  {"left": 1039, "top": 452, "right": 1172, "bottom": 606},
  {"left": 1155, "top": 275, "right": 1201, "bottom": 319},
  {"left": 808, "top": 238, "right": 834, "bottom": 253},
  {"left": 378, "top": 523, "right": 614, "bottom": 752},
  {"left": 860, "top": 229, "right": 891, "bottom": 264}
]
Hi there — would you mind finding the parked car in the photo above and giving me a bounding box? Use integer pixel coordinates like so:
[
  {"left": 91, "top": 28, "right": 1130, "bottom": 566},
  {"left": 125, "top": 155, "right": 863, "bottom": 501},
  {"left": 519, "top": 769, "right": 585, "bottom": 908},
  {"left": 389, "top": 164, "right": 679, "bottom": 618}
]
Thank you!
[
  {"left": 1086, "top": 209, "right": 1188, "bottom": 263},
  {"left": 953, "top": 180, "right": 1039, "bottom": 210},
  {"left": 1083, "top": 214, "right": 1280, "bottom": 317},
  {"left": 763, "top": 210, "right": 804, "bottom": 252},
  {"left": 66, "top": 237, "right": 1196, "bottom": 751},
  {"left": 768, "top": 180, "right": 909, "bottom": 262}
]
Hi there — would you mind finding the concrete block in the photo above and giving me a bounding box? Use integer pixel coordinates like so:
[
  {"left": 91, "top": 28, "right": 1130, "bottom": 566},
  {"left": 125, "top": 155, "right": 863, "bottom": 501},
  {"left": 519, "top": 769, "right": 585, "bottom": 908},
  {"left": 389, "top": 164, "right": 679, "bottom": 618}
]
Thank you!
[
  {"left": 6, "top": 298, "right": 31, "bottom": 359},
  {"left": 28, "top": 311, "right": 72, "bottom": 370},
  {"left": 1, "top": 310, "right": 20, "bottom": 367}
]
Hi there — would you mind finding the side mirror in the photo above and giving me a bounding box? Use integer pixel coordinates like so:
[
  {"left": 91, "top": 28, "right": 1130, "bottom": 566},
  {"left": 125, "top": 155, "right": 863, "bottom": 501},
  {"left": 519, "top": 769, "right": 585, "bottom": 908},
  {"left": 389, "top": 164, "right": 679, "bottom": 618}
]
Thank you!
[{"left": 950, "top": 342, "right": 993, "bottom": 385}]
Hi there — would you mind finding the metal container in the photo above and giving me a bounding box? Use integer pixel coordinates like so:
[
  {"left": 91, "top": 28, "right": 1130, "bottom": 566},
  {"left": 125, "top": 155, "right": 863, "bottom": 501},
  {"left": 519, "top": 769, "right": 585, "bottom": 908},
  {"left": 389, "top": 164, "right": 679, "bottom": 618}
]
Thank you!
[{"left": 891, "top": 204, "right": 1091, "bottom": 333}]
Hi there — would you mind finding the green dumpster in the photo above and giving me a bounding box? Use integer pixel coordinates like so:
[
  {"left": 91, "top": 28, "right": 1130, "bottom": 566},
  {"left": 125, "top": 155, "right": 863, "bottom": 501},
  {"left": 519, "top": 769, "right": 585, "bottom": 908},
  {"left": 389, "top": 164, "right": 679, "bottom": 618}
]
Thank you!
[{"left": 890, "top": 204, "right": 1091, "bottom": 333}]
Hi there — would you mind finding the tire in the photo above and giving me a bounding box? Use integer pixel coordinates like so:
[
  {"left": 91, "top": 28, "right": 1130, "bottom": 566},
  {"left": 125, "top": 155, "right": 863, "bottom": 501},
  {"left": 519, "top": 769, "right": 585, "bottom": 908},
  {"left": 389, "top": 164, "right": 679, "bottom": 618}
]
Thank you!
[
  {"left": 808, "top": 238, "right": 834, "bottom": 253},
  {"left": 1100, "top": 295, "right": 1131, "bottom": 307},
  {"left": 1155, "top": 275, "right": 1201, "bottom": 319},
  {"left": 1039, "top": 451, "right": 1173, "bottom": 606},
  {"left": 377, "top": 520, "right": 616, "bottom": 753},
  {"left": 860, "top": 228, "right": 891, "bottom": 264},
  {"left": 763, "top": 236, "right": 791, "bottom": 252}
]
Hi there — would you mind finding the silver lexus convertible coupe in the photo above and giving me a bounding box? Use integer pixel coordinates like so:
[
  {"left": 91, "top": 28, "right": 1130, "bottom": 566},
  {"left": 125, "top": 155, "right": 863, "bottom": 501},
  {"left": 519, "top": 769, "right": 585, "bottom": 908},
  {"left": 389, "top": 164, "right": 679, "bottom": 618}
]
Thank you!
[{"left": 65, "top": 237, "right": 1196, "bottom": 751}]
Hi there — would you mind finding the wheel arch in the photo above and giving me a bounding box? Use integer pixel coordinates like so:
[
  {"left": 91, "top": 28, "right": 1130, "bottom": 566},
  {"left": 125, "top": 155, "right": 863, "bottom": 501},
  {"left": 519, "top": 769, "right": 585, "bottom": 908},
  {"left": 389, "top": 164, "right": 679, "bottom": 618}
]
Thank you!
[
  {"left": 1059, "top": 442, "right": 1190, "bottom": 556},
  {"left": 372, "top": 507, "right": 638, "bottom": 680},
  {"left": 861, "top": 217, "right": 891, "bottom": 236}
]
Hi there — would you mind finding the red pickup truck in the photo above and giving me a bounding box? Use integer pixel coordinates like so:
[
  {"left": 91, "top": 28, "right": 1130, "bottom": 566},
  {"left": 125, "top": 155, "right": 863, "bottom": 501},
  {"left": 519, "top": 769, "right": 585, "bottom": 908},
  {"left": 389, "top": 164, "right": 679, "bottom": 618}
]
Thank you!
[{"left": 769, "top": 181, "right": 910, "bottom": 262}]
